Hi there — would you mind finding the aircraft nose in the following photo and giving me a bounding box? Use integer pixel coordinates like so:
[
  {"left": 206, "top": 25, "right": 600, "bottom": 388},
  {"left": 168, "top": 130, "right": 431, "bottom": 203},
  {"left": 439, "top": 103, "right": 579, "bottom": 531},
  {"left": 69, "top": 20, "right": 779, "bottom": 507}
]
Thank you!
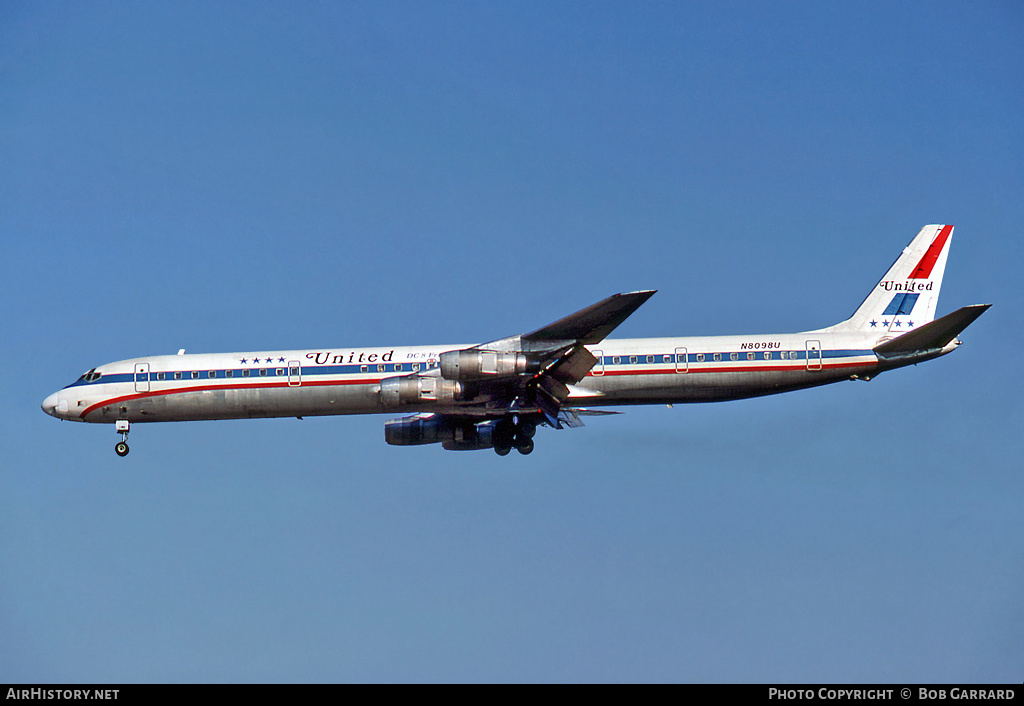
[{"left": 42, "top": 392, "right": 67, "bottom": 418}]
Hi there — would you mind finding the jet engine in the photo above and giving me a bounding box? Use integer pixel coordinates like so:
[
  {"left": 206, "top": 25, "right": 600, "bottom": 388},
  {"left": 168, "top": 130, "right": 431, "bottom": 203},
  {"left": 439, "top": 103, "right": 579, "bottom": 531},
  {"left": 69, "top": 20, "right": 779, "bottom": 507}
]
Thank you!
[
  {"left": 439, "top": 349, "right": 535, "bottom": 381},
  {"left": 379, "top": 375, "right": 463, "bottom": 407},
  {"left": 384, "top": 415, "right": 498, "bottom": 450}
]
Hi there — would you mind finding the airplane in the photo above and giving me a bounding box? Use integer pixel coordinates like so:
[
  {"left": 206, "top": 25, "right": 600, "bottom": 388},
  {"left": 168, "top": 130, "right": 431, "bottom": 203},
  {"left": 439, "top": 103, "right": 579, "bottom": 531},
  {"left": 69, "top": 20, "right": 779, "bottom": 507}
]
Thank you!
[{"left": 42, "top": 225, "right": 989, "bottom": 457}]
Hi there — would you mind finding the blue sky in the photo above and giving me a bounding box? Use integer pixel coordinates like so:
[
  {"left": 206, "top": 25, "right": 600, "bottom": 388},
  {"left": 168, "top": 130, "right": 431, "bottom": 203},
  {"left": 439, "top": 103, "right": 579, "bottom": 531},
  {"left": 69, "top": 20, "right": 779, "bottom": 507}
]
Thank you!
[{"left": 2, "top": 1, "right": 1022, "bottom": 683}]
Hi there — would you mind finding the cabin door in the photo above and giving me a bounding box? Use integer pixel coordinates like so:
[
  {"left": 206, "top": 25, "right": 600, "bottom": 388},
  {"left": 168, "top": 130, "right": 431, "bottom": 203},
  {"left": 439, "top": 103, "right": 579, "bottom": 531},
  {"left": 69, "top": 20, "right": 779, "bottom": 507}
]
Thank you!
[
  {"left": 805, "top": 341, "right": 822, "bottom": 371},
  {"left": 134, "top": 363, "right": 150, "bottom": 392},
  {"left": 674, "top": 347, "right": 688, "bottom": 373}
]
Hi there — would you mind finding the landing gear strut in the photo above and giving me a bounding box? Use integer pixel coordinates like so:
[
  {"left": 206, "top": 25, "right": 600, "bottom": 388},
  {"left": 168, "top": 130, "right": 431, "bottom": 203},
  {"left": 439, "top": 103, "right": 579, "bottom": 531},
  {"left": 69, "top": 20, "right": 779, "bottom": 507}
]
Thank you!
[{"left": 115, "top": 419, "right": 130, "bottom": 457}]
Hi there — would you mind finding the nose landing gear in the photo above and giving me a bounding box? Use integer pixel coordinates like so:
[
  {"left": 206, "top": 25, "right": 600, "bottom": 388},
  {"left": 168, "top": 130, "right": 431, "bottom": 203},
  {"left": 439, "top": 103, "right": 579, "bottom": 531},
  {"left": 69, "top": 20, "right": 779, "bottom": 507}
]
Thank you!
[{"left": 115, "top": 420, "right": 130, "bottom": 457}]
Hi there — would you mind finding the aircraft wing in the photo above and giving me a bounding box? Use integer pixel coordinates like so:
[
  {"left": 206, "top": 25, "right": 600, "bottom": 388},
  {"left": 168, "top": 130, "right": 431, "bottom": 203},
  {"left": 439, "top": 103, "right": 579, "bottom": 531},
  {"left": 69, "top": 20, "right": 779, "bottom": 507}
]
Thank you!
[
  {"left": 466, "top": 290, "right": 656, "bottom": 421},
  {"left": 522, "top": 290, "right": 657, "bottom": 346}
]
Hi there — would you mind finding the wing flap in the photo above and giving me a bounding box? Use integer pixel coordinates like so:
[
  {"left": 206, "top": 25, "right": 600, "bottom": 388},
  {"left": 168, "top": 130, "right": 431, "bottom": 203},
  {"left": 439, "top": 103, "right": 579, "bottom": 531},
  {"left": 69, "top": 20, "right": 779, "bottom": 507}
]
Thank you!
[{"left": 546, "top": 345, "right": 598, "bottom": 385}]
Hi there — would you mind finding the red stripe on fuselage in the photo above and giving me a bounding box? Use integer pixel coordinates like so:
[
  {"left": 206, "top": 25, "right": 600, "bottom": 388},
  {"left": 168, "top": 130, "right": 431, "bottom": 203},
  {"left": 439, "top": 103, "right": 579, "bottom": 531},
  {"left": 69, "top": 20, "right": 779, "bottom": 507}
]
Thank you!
[
  {"left": 591, "top": 359, "right": 876, "bottom": 377},
  {"left": 909, "top": 225, "right": 952, "bottom": 279},
  {"left": 81, "top": 360, "right": 878, "bottom": 420}
]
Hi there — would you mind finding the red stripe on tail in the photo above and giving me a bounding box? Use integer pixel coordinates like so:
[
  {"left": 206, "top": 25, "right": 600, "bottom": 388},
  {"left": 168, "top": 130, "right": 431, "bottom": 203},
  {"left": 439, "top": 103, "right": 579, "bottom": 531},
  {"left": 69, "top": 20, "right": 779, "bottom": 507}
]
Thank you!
[{"left": 909, "top": 225, "right": 953, "bottom": 279}]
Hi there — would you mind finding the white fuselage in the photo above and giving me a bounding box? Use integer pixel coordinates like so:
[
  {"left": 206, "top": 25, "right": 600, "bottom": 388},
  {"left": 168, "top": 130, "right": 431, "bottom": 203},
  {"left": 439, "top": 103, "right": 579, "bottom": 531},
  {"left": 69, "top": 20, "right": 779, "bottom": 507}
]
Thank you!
[
  {"left": 41, "top": 329, "right": 947, "bottom": 426},
  {"left": 39, "top": 225, "right": 982, "bottom": 457}
]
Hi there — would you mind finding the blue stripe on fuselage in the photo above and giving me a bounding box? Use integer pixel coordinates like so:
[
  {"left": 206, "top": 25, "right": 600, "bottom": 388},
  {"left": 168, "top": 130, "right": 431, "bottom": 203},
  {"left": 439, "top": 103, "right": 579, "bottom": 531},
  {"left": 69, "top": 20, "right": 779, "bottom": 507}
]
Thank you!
[{"left": 64, "top": 348, "right": 877, "bottom": 390}]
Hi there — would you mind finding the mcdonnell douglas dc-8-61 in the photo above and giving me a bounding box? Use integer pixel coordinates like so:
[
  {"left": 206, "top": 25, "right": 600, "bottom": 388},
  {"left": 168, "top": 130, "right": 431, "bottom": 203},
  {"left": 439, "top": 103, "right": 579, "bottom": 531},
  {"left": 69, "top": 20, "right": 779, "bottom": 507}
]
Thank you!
[{"left": 43, "top": 225, "right": 988, "bottom": 457}]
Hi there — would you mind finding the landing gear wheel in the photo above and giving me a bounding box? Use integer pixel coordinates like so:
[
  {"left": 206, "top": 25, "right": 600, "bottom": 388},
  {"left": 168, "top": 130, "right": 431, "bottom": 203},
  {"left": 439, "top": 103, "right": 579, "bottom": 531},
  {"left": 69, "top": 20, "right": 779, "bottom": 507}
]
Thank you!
[
  {"left": 516, "top": 419, "right": 537, "bottom": 439},
  {"left": 493, "top": 419, "right": 516, "bottom": 452},
  {"left": 515, "top": 437, "right": 534, "bottom": 455},
  {"left": 114, "top": 420, "right": 130, "bottom": 457}
]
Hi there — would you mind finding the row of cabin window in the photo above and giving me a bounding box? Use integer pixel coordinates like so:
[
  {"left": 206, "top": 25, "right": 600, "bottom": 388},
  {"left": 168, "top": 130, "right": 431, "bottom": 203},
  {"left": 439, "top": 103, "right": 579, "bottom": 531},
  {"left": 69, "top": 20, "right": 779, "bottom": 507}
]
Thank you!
[
  {"left": 151, "top": 369, "right": 296, "bottom": 381},
  {"left": 607, "top": 351, "right": 800, "bottom": 365},
  {"left": 149, "top": 362, "right": 422, "bottom": 381}
]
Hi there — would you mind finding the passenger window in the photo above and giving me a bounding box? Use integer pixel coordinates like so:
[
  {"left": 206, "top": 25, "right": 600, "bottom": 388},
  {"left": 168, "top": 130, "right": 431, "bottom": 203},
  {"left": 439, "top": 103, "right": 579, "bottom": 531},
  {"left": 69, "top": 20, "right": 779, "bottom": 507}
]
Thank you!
[
  {"left": 663, "top": 355, "right": 671, "bottom": 363},
  {"left": 208, "top": 371, "right": 216, "bottom": 378},
  {"left": 259, "top": 369, "right": 268, "bottom": 377},
  {"left": 377, "top": 364, "right": 385, "bottom": 372},
  {"left": 243, "top": 369, "right": 251, "bottom": 377},
  {"left": 730, "top": 353, "right": 738, "bottom": 361},
  {"left": 276, "top": 368, "right": 284, "bottom": 376},
  {"left": 412, "top": 363, "right": 420, "bottom": 372},
  {"left": 613, "top": 356, "right": 621, "bottom": 365},
  {"left": 747, "top": 353, "right": 755, "bottom": 361},
  {"left": 646, "top": 355, "right": 654, "bottom": 364},
  {"left": 713, "top": 353, "right": 721, "bottom": 362},
  {"left": 191, "top": 371, "right": 199, "bottom": 379},
  {"left": 629, "top": 355, "right": 637, "bottom": 364},
  {"left": 226, "top": 369, "right": 234, "bottom": 378},
  {"left": 764, "top": 352, "right": 772, "bottom": 360},
  {"left": 157, "top": 372, "right": 166, "bottom": 381},
  {"left": 289, "top": 367, "right": 299, "bottom": 376},
  {"left": 174, "top": 372, "right": 182, "bottom": 380},
  {"left": 395, "top": 363, "right": 403, "bottom": 372},
  {"left": 696, "top": 354, "right": 704, "bottom": 362},
  {"left": 360, "top": 365, "right": 368, "bottom": 373}
]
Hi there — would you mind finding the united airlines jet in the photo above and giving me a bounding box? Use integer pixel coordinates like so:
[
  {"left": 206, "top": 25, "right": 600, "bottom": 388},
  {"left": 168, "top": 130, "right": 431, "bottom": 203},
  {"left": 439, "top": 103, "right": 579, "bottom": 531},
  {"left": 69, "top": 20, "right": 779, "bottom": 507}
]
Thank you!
[{"left": 42, "top": 225, "right": 988, "bottom": 457}]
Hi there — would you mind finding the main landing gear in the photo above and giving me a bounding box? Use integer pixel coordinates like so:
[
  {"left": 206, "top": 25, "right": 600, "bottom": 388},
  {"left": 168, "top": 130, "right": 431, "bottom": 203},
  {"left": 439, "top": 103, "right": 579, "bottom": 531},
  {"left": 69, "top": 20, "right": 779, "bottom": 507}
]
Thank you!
[
  {"left": 493, "top": 417, "right": 537, "bottom": 456},
  {"left": 114, "top": 419, "right": 130, "bottom": 457}
]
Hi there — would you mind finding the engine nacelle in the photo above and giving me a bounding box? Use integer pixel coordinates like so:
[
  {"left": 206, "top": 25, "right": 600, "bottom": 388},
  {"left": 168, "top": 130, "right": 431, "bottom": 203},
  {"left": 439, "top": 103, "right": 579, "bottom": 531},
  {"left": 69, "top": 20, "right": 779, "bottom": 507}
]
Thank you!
[
  {"left": 439, "top": 349, "right": 533, "bottom": 381},
  {"left": 380, "top": 375, "right": 463, "bottom": 407},
  {"left": 384, "top": 415, "right": 498, "bottom": 449},
  {"left": 384, "top": 415, "right": 451, "bottom": 445}
]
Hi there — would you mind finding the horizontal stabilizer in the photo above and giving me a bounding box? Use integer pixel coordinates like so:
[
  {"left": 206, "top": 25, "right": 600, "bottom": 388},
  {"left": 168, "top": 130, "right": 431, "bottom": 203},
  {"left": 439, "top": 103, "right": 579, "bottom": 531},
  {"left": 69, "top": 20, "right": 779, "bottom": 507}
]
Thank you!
[
  {"left": 524, "top": 290, "right": 656, "bottom": 345},
  {"left": 874, "top": 304, "right": 990, "bottom": 356}
]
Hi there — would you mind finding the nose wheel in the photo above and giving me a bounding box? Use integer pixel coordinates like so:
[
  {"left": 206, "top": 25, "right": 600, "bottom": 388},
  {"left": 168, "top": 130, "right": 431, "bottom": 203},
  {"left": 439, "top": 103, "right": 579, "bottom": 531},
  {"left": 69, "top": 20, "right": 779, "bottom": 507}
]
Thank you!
[{"left": 115, "top": 420, "right": 130, "bottom": 457}]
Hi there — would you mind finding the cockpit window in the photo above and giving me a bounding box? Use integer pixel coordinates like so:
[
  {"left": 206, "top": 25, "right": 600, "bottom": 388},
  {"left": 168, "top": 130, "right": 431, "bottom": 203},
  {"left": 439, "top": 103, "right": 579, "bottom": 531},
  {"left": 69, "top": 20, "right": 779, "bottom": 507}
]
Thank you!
[{"left": 79, "top": 368, "right": 103, "bottom": 383}]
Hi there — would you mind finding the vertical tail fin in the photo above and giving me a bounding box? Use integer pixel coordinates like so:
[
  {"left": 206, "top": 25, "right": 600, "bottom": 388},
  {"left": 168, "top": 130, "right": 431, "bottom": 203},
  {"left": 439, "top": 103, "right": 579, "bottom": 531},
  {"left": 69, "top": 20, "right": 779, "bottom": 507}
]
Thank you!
[{"left": 831, "top": 225, "right": 953, "bottom": 333}]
